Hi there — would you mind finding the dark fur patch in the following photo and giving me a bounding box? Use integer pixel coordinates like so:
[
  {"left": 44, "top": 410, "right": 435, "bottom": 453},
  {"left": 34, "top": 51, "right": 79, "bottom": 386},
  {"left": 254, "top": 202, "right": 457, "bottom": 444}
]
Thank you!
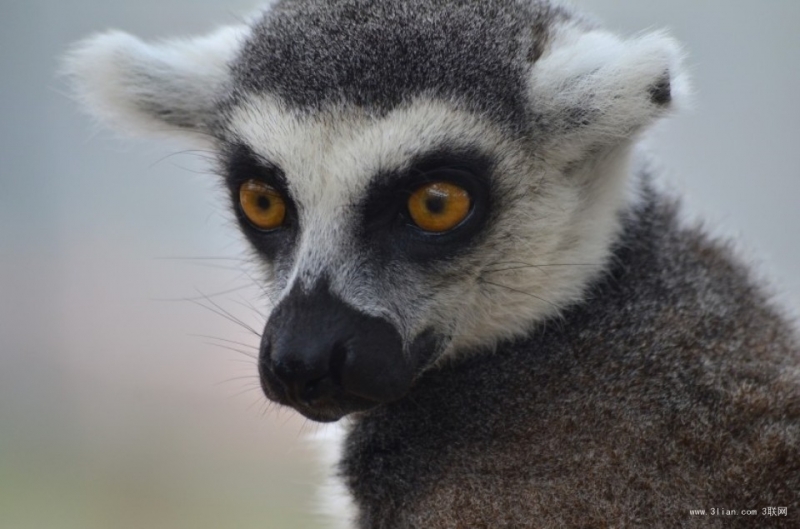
[
  {"left": 358, "top": 146, "right": 495, "bottom": 265},
  {"left": 221, "top": 143, "right": 299, "bottom": 266},
  {"left": 649, "top": 73, "right": 672, "bottom": 105}
]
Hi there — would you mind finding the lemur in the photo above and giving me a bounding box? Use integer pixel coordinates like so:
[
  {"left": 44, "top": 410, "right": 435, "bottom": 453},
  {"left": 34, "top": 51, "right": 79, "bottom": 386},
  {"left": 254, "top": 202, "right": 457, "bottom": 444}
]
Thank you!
[{"left": 65, "top": 0, "right": 800, "bottom": 527}]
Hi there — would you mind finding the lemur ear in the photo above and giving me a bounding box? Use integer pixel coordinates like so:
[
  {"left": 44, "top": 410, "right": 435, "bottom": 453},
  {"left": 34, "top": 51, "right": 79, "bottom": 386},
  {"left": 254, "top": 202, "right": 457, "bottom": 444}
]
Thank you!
[
  {"left": 529, "top": 30, "right": 688, "bottom": 160},
  {"left": 63, "top": 25, "right": 249, "bottom": 139}
]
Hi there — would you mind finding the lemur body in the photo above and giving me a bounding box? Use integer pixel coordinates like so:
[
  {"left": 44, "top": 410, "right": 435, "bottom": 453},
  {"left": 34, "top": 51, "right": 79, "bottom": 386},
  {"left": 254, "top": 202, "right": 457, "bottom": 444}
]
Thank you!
[
  {"left": 337, "top": 185, "right": 800, "bottom": 527},
  {"left": 65, "top": 0, "right": 800, "bottom": 527}
]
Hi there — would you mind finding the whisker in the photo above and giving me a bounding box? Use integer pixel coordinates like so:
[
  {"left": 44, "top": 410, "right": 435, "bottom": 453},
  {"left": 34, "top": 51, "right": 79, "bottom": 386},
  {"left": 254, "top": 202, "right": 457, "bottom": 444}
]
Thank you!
[
  {"left": 148, "top": 149, "right": 219, "bottom": 169},
  {"left": 153, "top": 256, "right": 249, "bottom": 261},
  {"left": 230, "top": 385, "right": 263, "bottom": 399},
  {"left": 260, "top": 400, "right": 275, "bottom": 418},
  {"left": 214, "top": 374, "right": 260, "bottom": 387},
  {"left": 248, "top": 394, "right": 267, "bottom": 412},
  {"left": 170, "top": 262, "right": 245, "bottom": 271},
  {"left": 241, "top": 269, "right": 275, "bottom": 304},
  {"left": 478, "top": 279, "right": 561, "bottom": 311},
  {"left": 231, "top": 296, "right": 268, "bottom": 320},
  {"left": 203, "top": 341, "right": 257, "bottom": 360},
  {"left": 190, "top": 334, "right": 258, "bottom": 350},
  {"left": 485, "top": 261, "right": 601, "bottom": 269},
  {"left": 482, "top": 262, "right": 602, "bottom": 275},
  {"left": 241, "top": 294, "right": 270, "bottom": 316},
  {"left": 150, "top": 126, "right": 226, "bottom": 144},
  {"left": 194, "top": 288, "right": 261, "bottom": 335},
  {"left": 225, "top": 358, "right": 259, "bottom": 366},
  {"left": 188, "top": 298, "right": 261, "bottom": 337},
  {"left": 225, "top": 10, "right": 250, "bottom": 26},
  {"left": 151, "top": 284, "right": 253, "bottom": 302}
]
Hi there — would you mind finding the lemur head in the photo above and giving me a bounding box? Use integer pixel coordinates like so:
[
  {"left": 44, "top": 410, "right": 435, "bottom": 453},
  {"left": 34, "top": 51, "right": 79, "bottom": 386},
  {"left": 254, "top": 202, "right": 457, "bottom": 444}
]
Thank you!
[{"left": 66, "top": 0, "right": 686, "bottom": 422}]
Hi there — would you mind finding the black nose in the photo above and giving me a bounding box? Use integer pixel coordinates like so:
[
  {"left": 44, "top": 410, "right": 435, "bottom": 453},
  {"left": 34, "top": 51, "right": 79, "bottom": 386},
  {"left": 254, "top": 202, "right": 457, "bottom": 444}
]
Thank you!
[{"left": 259, "top": 280, "right": 414, "bottom": 416}]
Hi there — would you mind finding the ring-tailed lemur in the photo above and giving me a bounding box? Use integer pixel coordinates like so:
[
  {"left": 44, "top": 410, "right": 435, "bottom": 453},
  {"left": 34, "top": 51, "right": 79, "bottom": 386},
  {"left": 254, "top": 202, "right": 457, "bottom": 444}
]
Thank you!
[{"left": 65, "top": 0, "right": 800, "bottom": 527}]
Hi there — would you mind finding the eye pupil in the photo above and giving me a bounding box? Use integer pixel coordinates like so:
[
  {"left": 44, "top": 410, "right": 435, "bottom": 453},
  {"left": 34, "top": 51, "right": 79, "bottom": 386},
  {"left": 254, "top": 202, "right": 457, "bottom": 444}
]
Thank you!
[
  {"left": 425, "top": 196, "right": 445, "bottom": 214},
  {"left": 257, "top": 196, "right": 271, "bottom": 210}
]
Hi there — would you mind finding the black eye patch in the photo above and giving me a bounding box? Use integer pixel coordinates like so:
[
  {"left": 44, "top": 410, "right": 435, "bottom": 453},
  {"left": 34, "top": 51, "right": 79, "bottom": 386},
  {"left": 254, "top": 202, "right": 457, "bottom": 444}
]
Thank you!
[
  {"left": 221, "top": 142, "right": 299, "bottom": 261},
  {"left": 359, "top": 146, "right": 495, "bottom": 264}
]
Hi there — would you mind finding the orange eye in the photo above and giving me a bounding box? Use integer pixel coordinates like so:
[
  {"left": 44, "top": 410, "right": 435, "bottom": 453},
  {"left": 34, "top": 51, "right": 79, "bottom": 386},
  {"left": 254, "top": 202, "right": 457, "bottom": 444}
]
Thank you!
[
  {"left": 239, "top": 180, "right": 287, "bottom": 230},
  {"left": 408, "top": 182, "right": 472, "bottom": 233}
]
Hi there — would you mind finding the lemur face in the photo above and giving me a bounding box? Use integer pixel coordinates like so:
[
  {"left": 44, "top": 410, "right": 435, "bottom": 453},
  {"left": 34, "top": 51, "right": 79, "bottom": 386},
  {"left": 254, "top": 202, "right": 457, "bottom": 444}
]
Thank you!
[
  {"left": 65, "top": 0, "right": 685, "bottom": 421},
  {"left": 219, "top": 99, "right": 529, "bottom": 421}
]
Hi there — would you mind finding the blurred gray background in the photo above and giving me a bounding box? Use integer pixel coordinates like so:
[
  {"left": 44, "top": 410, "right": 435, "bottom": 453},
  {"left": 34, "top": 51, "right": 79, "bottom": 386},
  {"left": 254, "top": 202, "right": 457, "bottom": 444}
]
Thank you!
[{"left": 1, "top": 1, "right": 798, "bottom": 528}]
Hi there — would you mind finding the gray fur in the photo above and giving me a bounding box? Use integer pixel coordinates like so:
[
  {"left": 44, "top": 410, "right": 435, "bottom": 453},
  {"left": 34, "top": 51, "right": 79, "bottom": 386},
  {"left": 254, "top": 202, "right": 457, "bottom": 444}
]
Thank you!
[{"left": 228, "top": 0, "right": 578, "bottom": 133}]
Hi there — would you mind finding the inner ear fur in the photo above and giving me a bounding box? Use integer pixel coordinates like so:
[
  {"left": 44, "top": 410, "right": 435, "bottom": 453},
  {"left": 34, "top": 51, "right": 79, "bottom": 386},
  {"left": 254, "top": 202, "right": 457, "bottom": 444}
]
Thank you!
[
  {"left": 529, "top": 29, "right": 689, "bottom": 160},
  {"left": 63, "top": 24, "right": 250, "bottom": 140}
]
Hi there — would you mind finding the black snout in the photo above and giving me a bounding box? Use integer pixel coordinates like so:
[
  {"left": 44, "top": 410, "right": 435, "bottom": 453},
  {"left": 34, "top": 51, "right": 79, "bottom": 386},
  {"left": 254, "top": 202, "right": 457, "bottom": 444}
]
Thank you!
[{"left": 259, "top": 281, "right": 414, "bottom": 421}]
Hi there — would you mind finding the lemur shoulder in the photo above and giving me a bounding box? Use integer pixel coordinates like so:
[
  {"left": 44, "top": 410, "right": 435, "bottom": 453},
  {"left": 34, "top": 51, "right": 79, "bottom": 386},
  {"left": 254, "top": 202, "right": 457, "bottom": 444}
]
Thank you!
[{"left": 65, "top": 0, "right": 800, "bottom": 527}]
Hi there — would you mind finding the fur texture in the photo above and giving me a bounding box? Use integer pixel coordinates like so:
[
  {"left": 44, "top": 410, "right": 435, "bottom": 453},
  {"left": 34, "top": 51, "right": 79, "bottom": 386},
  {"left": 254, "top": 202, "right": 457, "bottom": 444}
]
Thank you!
[
  {"left": 340, "top": 180, "right": 800, "bottom": 527},
  {"left": 229, "top": 0, "right": 576, "bottom": 131},
  {"left": 64, "top": 0, "right": 800, "bottom": 526}
]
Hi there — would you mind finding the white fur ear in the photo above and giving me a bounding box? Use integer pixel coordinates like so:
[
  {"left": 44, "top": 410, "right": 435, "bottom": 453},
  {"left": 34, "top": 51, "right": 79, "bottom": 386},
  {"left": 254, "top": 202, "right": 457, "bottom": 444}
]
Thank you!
[
  {"left": 63, "top": 25, "right": 250, "bottom": 139},
  {"left": 530, "top": 29, "right": 689, "bottom": 160}
]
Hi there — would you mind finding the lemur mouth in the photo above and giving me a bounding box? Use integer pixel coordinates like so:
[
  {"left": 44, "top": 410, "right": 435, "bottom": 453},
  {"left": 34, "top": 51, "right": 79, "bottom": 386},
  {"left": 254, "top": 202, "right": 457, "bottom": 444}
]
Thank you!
[
  {"left": 288, "top": 397, "right": 378, "bottom": 423},
  {"left": 258, "top": 358, "right": 382, "bottom": 422}
]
